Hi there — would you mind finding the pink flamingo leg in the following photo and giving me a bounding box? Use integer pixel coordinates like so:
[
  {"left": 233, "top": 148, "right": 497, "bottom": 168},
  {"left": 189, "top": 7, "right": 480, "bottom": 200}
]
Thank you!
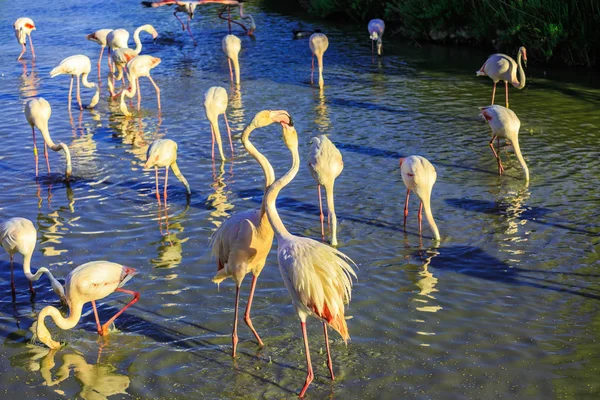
[
  {"left": 28, "top": 35, "right": 36, "bottom": 60},
  {"left": 418, "top": 201, "right": 423, "bottom": 235},
  {"left": 43, "top": 143, "right": 51, "bottom": 175},
  {"left": 488, "top": 135, "right": 504, "bottom": 175},
  {"left": 18, "top": 44, "right": 26, "bottom": 61},
  {"left": 317, "top": 185, "right": 325, "bottom": 241},
  {"left": 232, "top": 286, "right": 240, "bottom": 357},
  {"left": 100, "top": 288, "right": 140, "bottom": 336},
  {"left": 505, "top": 81, "right": 509, "bottom": 108},
  {"left": 174, "top": 11, "right": 186, "bottom": 30},
  {"left": 228, "top": 58, "right": 234, "bottom": 83},
  {"left": 155, "top": 166, "right": 162, "bottom": 206},
  {"left": 92, "top": 300, "right": 103, "bottom": 334},
  {"left": 323, "top": 322, "right": 334, "bottom": 380},
  {"left": 403, "top": 189, "right": 411, "bottom": 226},
  {"left": 311, "top": 54, "right": 314, "bottom": 84},
  {"left": 76, "top": 75, "right": 83, "bottom": 110},
  {"left": 147, "top": 76, "right": 161, "bottom": 111},
  {"left": 31, "top": 127, "right": 39, "bottom": 177},
  {"left": 163, "top": 166, "right": 169, "bottom": 207},
  {"left": 210, "top": 125, "right": 216, "bottom": 162},
  {"left": 97, "top": 46, "right": 105, "bottom": 79},
  {"left": 491, "top": 82, "right": 497, "bottom": 105},
  {"left": 187, "top": 17, "right": 196, "bottom": 46},
  {"left": 244, "top": 275, "right": 264, "bottom": 346},
  {"left": 299, "top": 322, "right": 314, "bottom": 398},
  {"left": 223, "top": 113, "right": 234, "bottom": 157},
  {"left": 137, "top": 78, "right": 141, "bottom": 111},
  {"left": 29, "top": 279, "right": 35, "bottom": 295},
  {"left": 68, "top": 76, "right": 74, "bottom": 111},
  {"left": 9, "top": 255, "right": 16, "bottom": 296}
]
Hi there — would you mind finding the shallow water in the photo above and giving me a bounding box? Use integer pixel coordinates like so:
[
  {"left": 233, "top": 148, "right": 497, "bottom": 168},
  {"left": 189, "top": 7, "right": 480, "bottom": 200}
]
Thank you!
[{"left": 1, "top": 1, "right": 599, "bottom": 399}]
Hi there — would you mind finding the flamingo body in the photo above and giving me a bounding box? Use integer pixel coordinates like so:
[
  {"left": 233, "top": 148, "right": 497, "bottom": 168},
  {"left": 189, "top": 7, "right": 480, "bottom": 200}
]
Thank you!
[
  {"left": 477, "top": 47, "right": 527, "bottom": 107},
  {"left": 222, "top": 34, "right": 241, "bottom": 85},
  {"left": 144, "top": 139, "right": 191, "bottom": 205},
  {"left": 50, "top": 55, "right": 100, "bottom": 110},
  {"left": 13, "top": 17, "right": 36, "bottom": 60},
  {"left": 368, "top": 19, "right": 385, "bottom": 56},
  {"left": 106, "top": 29, "right": 130, "bottom": 50},
  {"left": 309, "top": 33, "right": 329, "bottom": 88},
  {"left": 204, "top": 86, "right": 233, "bottom": 160},
  {"left": 120, "top": 55, "right": 162, "bottom": 116}
]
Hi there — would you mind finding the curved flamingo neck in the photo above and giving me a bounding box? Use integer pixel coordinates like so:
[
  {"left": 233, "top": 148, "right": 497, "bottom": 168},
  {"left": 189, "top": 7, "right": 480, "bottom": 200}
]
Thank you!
[
  {"left": 241, "top": 122, "right": 276, "bottom": 216},
  {"left": 421, "top": 191, "right": 440, "bottom": 241},
  {"left": 39, "top": 125, "right": 72, "bottom": 177},
  {"left": 37, "top": 300, "right": 83, "bottom": 344},
  {"left": 514, "top": 51, "right": 526, "bottom": 89},
  {"left": 132, "top": 27, "right": 144, "bottom": 55}
]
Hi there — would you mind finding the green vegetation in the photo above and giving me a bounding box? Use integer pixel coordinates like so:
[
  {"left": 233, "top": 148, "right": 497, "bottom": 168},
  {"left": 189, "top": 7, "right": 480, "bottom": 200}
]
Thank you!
[{"left": 298, "top": 0, "right": 599, "bottom": 67}]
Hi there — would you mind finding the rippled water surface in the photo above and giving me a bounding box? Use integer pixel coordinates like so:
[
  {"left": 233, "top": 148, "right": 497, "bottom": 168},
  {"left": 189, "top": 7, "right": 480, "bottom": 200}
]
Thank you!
[{"left": 1, "top": 1, "right": 599, "bottom": 399}]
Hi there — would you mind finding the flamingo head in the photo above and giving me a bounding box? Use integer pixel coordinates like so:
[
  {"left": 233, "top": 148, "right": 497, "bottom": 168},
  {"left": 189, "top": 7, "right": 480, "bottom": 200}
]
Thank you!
[
  {"left": 519, "top": 46, "right": 527, "bottom": 67},
  {"left": 271, "top": 110, "right": 293, "bottom": 127},
  {"left": 246, "top": 15, "right": 256, "bottom": 36}
]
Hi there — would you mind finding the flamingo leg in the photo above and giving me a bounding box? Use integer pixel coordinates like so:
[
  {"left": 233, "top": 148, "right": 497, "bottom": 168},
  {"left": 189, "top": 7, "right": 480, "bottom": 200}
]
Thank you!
[
  {"left": 311, "top": 54, "right": 315, "bottom": 84},
  {"left": 92, "top": 300, "right": 103, "bottom": 334},
  {"left": 18, "top": 44, "right": 26, "bottom": 61},
  {"left": 323, "top": 322, "right": 335, "bottom": 380},
  {"left": 76, "top": 75, "right": 83, "bottom": 110},
  {"left": 68, "top": 76, "right": 74, "bottom": 111},
  {"left": 100, "top": 288, "right": 140, "bottom": 336},
  {"left": 244, "top": 275, "right": 264, "bottom": 346},
  {"left": 418, "top": 201, "right": 423, "bottom": 235},
  {"left": 491, "top": 82, "right": 496, "bottom": 105},
  {"left": 317, "top": 185, "right": 325, "bottom": 241},
  {"left": 371, "top": 40, "right": 374, "bottom": 62},
  {"left": 137, "top": 78, "right": 141, "bottom": 111},
  {"left": 9, "top": 254, "right": 16, "bottom": 296},
  {"left": 505, "top": 81, "right": 509, "bottom": 108},
  {"left": 43, "top": 142, "right": 50, "bottom": 175},
  {"left": 228, "top": 58, "right": 234, "bottom": 83},
  {"left": 488, "top": 135, "right": 504, "bottom": 175},
  {"left": 28, "top": 34, "right": 35, "bottom": 60},
  {"left": 147, "top": 75, "right": 161, "bottom": 111},
  {"left": 403, "top": 189, "right": 410, "bottom": 226},
  {"left": 155, "top": 166, "right": 162, "bottom": 206},
  {"left": 174, "top": 11, "right": 186, "bottom": 30},
  {"left": 31, "top": 127, "right": 39, "bottom": 177},
  {"left": 28, "top": 279, "right": 35, "bottom": 295},
  {"left": 299, "top": 321, "right": 314, "bottom": 398},
  {"left": 210, "top": 125, "right": 216, "bottom": 161},
  {"left": 163, "top": 166, "right": 169, "bottom": 208},
  {"left": 231, "top": 286, "right": 240, "bottom": 357},
  {"left": 223, "top": 113, "right": 234, "bottom": 158},
  {"left": 187, "top": 16, "right": 196, "bottom": 46},
  {"left": 97, "top": 46, "right": 105, "bottom": 78}
]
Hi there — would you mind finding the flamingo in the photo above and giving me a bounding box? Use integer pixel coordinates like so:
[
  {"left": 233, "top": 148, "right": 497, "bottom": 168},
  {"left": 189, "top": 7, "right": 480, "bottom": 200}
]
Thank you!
[
  {"left": 222, "top": 34, "right": 241, "bottom": 85},
  {"left": 204, "top": 86, "right": 233, "bottom": 161},
  {"left": 110, "top": 24, "right": 158, "bottom": 96},
  {"left": 211, "top": 110, "right": 292, "bottom": 357},
  {"left": 119, "top": 55, "right": 162, "bottom": 116},
  {"left": 33, "top": 261, "right": 139, "bottom": 349},
  {"left": 25, "top": 98, "right": 73, "bottom": 179},
  {"left": 208, "top": 0, "right": 255, "bottom": 35},
  {"left": 399, "top": 156, "right": 441, "bottom": 241},
  {"left": 265, "top": 119, "right": 356, "bottom": 397},
  {"left": 477, "top": 46, "right": 527, "bottom": 108},
  {"left": 309, "top": 33, "right": 329, "bottom": 89},
  {"left": 480, "top": 105, "right": 529, "bottom": 181},
  {"left": 1, "top": 217, "right": 66, "bottom": 302},
  {"left": 144, "top": 139, "right": 191, "bottom": 206},
  {"left": 49, "top": 55, "right": 100, "bottom": 111},
  {"left": 308, "top": 135, "right": 343, "bottom": 246},
  {"left": 106, "top": 28, "right": 130, "bottom": 95},
  {"left": 86, "top": 29, "right": 113, "bottom": 78},
  {"left": 13, "top": 17, "right": 36, "bottom": 61},
  {"left": 368, "top": 19, "right": 385, "bottom": 57},
  {"left": 142, "top": 1, "right": 198, "bottom": 45}
]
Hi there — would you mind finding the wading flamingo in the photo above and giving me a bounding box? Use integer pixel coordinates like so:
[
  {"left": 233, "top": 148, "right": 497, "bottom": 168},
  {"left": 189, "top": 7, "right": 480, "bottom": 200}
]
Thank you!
[
  {"left": 480, "top": 105, "right": 529, "bottom": 181},
  {"left": 477, "top": 46, "right": 527, "bottom": 108},
  {"left": 309, "top": 33, "right": 329, "bottom": 88},
  {"left": 209, "top": 0, "right": 255, "bottom": 35},
  {"left": 25, "top": 98, "right": 73, "bottom": 179},
  {"left": 33, "top": 261, "right": 139, "bottom": 349},
  {"left": 14, "top": 18, "right": 36, "bottom": 61},
  {"left": 110, "top": 24, "right": 158, "bottom": 96},
  {"left": 368, "top": 19, "right": 385, "bottom": 57},
  {"left": 211, "top": 110, "right": 292, "bottom": 357},
  {"left": 144, "top": 139, "right": 191, "bottom": 206},
  {"left": 204, "top": 86, "right": 233, "bottom": 161},
  {"left": 222, "top": 34, "right": 241, "bottom": 85},
  {"left": 265, "top": 120, "right": 356, "bottom": 398},
  {"left": 308, "top": 135, "right": 343, "bottom": 246},
  {"left": 119, "top": 55, "right": 162, "bottom": 116},
  {"left": 142, "top": 1, "right": 198, "bottom": 45},
  {"left": 399, "top": 156, "right": 440, "bottom": 241},
  {"left": 1, "top": 217, "right": 66, "bottom": 302},
  {"left": 50, "top": 55, "right": 100, "bottom": 111},
  {"left": 86, "top": 29, "right": 112, "bottom": 78},
  {"left": 106, "top": 28, "right": 130, "bottom": 95}
]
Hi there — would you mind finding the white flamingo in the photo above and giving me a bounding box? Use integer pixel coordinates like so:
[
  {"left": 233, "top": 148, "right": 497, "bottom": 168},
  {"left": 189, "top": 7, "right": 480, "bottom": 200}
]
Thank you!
[
  {"left": 49, "top": 55, "right": 100, "bottom": 111},
  {"left": 204, "top": 86, "right": 233, "bottom": 161},
  {"left": 477, "top": 46, "right": 527, "bottom": 108},
  {"left": 119, "top": 55, "right": 162, "bottom": 116},
  {"left": 106, "top": 28, "right": 131, "bottom": 95},
  {"left": 33, "top": 261, "right": 139, "bottom": 349},
  {"left": 308, "top": 135, "right": 343, "bottom": 246},
  {"left": 367, "top": 19, "right": 385, "bottom": 57},
  {"left": 222, "top": 34, "right": 241, "bottom": 85},
  {"left": 86, "top": 29, "right": 113, "bottom": 77},
  {"left": 480, "top": 105, "right": 529, "bottom": 181},
  {"left": 144, "top": 139, "right": 191, "bottom": 206},
  {"left": 25, "top": 98, "right": 73, "bottom": 179},
  {"left": 1, "top": 217, "right": 66, "bottom": 302},
  {"left": 399, "top": 156, "right": 441, "bottom": 241},
  {"left": 13, "top": 17, "right": 36, "bottom": 61},
  {"left": 309, "top": 33, "right": 329, "bottom": 88}
]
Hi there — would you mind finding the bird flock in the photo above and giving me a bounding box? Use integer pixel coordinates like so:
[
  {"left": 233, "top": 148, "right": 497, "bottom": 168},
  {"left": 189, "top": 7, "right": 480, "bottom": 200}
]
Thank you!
[{"left": 5, "top": 3, "right": 531, "bottom": 397}]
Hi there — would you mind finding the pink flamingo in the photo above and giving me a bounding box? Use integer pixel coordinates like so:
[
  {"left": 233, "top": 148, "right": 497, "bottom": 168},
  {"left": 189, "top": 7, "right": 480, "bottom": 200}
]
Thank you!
[
  {"left": 477, "top": 46, "right": 527, "bottom": 108},
  {"left": 86, "top": 29, "right": 113, "bottom": 78},
  {"left": 222, "top": 34, "right": 241, "bottom": 85},
  {"left": 13, "top": 18, "right": 36, "bottom": 61},
  {"left": 119, "top": 55, "right": 162, "bottom": 116},
  {"left": 367, "top": 19, "right": 385, "bottom": 57},
  {"left": 309, "top": 33, "right": 329, "bottom": 88},
  {"left": 144, "top": 139, "right": 191, "bottom": 206},
  {"left": 142, "top": 1, "right": 198, "bottom": 45},
  {"left": 204, "top": 86, "right": 233, "bottom": 161},
  {"left": 33, "top": 261, "right": 139, "bottom": 349},
  {"left": 49, "top": 55, "right": 100, "bottom": 111}
]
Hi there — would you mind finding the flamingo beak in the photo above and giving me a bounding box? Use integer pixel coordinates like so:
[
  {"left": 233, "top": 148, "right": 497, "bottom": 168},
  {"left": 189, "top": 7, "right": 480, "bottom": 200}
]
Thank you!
[{"left": 399, "top": 158, "right": 405, "bottom": 167}]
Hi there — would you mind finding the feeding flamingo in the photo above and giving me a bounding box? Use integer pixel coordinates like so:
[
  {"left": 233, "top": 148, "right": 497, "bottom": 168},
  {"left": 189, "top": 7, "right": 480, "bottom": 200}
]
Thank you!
[
  {"left": 86, "top": 29, "right": 113, "bottom": 78},
  {"left": 119, "top": 55, "right": 162, "bottom": 116},
  {"left": 204, "top": 86, "right": 233, "bottom": 161},
  {"left": 33, "top": 261, "right": 139, "bottom": 349},
  {"left": 144, "top": 139, "right": 191, "bottom": 206},
  {"left": 222, "top": 34, "right": 241, "bottom": 85},
  {"left": 309, "top": 33, "right": 329, "bottom": 88},
  {"left": 142, "top": 1, "right": 198, "bottom": 45},
  {"left": 368, "top": 19, "right": 385, "bottom": 57},
  {"left": 25, "top": 98, "right": 73, "bottom": 179},
  {"left": 399, "top": 156, "right": 441, "bottom": 241},
  {"left": 1, "top": 217, "right": 66, "bottom": 302},
  {"left": 211, "top": 110, "right": 292, "bottom": 357},
  {"left": 480, "top": 105, "right": 529, "bottom": 181},
  {"left": 308, "top": 135, "right": 343, "bottom": 246},
  {"left": 106, "top": 28, "right": 131, "bottom": 95},
  {"left": 13, "top": 18, "right": 36, "bottom": 61},
  {"left": 49, "top": 55, "right": 100, "bottom": 111},
  {"left": 207, "top": 0, "right": 255, "bottom": 35},
  {"left": 477, "top": 46, "right": 527, "bottom": 108},
  {"left": 265, "top": 119, "right": 356, "bottom": 397}
]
